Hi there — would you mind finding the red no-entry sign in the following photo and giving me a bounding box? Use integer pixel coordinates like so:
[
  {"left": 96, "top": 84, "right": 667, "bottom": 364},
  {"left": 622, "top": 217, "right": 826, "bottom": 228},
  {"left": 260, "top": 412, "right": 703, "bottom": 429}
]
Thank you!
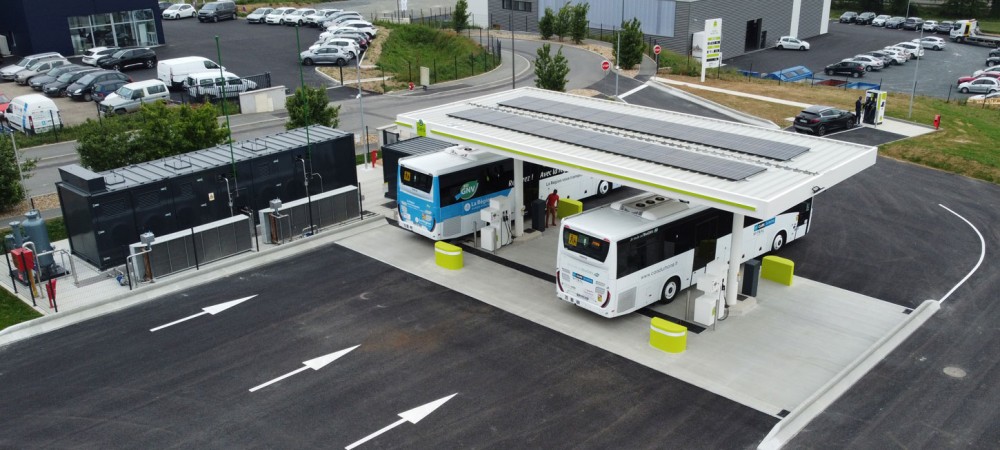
[
  {"left": 654, "top": 45, "right": 662, "bottom": 55},
  {"left": 601, "top": 60, "right": 610, "bottom": 71}
]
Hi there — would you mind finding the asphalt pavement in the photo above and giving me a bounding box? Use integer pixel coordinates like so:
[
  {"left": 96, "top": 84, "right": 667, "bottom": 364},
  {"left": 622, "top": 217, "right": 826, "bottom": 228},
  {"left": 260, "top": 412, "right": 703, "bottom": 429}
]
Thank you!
[
  {"left": 0, "top": 244, "right": 775, "bottom": 448},
  {"left": 725, "top": 21, "right": 991, "bottom": 99}
]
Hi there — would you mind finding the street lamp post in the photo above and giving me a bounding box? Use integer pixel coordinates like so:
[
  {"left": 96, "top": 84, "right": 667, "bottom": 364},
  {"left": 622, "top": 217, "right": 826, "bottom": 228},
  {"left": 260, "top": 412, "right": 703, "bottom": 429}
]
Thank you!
[
  {"left": 357, "top": 49, "right": 370, "bottom": 169},
  {"left": 215, "top": 36, "right": 237, "bottom": 195},
  {"left": 614, "top": 0, "right": 624, "bottom": 97},
  {"left": 909, "top": 25, "right": 923, "bottom": 118},
  {"left": 295, "top": 25, "right": 316, "bottom": 234}
]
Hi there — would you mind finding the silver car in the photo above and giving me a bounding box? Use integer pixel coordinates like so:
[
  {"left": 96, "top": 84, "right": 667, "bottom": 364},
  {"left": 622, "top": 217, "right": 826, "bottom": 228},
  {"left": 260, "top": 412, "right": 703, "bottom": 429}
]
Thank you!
[
  {"left": 958, "top": 77, "right": 1000, "bottom": 94},
  {"left": 300, "top": 46, "right": 353, "bottom": 66},
  {"left": 14, "top": 59, "right": 70, "bottom": 85}
]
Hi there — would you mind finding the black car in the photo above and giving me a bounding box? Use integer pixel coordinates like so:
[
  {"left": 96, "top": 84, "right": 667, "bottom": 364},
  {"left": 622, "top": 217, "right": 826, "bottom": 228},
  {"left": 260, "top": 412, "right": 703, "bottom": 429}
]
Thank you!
[
  {"left": 793, "top": 105, "right": 856, "bottom": 136},
  {"left": 97, "top": 47, "right": 157, "bottom": 71},
  {"left": 198, "top": 1, "right": 237, "bottom": 22},
  {"left": 990, "top": 48, "right": 1000, "bottom": 58},
  {"left": 28, "top": 64, "right": 85, "bottom": 91},
  {"left": 839, "top": 12, "right": 858, "bottom": 23},
  {"left": 158, "top": 1, "right": 172, "bottom": 12},
  {"left": 936, "top": 21, "right": 954, "bottom": 34},
  {"left": 885, "top": 16, "right": 907, "bottom": 29},
  {"left": 824, "top": 61, "right": 866, "bottom": 78},
  {"left": 856, "top": 12, "right": 876, "bottom": 25},
  {"left": 987, "top": 56, "right": 1000, "bottom": 67},
  {"left": 42, "top": 68, "right": 100, "bottom": 97},
  {"left": 66, "top": 70, "right": 131, "bottom": 101},
  {"left": 91, "top": 78, "right": 130, "bottom": 102}
]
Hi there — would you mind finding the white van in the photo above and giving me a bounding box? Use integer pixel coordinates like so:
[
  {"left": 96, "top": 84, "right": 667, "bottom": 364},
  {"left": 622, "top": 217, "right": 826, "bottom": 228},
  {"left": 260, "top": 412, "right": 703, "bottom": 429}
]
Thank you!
[
  {"left": 6, "top": 94, "right": 62, "bottom": 134},
  {"left": 99, "top": 79, "right": 171, "bottom": 116},
  {"left": 186, "top": 70, "right": 257, "bottom": 101},
  {"left": 157, "top": 56, "right": 224, "bottom": 90}
]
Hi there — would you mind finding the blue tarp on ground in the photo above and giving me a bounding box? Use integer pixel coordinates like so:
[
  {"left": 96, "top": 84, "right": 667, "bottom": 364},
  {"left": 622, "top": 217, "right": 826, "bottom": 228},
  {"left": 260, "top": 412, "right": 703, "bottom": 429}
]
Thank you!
[{"left": 764, "top": 66, "right": 813, "bottom": 82}]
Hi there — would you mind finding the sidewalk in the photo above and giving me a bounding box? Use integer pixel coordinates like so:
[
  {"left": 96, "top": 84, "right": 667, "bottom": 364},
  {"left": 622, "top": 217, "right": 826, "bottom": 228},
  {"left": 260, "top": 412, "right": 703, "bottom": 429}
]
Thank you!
[{"left": 653, "top": 76, "right": 936, "bottom": 138}]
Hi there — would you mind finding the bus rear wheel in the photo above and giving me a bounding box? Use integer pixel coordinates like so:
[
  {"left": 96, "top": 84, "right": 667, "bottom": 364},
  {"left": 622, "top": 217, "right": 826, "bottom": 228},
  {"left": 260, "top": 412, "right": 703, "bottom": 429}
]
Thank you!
[
  {"left": 771, "top": 231, "right": 787, "bottom": 252},
  {"left": 597, "top": 180, "right": 611, "bottom": 196},
  {"left": 658, "top": 277, "right": 681, "bottom": 305}
]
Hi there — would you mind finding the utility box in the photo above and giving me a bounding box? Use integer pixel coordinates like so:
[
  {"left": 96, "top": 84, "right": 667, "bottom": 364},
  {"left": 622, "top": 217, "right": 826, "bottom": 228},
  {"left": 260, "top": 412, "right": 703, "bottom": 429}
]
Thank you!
[
  {"left": 741, "top": 259, "right": 761, "bottom": 297},
  {"left": 530, "top": 199, "right": 546, "bottom": 231},
  {"left": 420, "top": 67, "right": 430, "bottom": 87}
]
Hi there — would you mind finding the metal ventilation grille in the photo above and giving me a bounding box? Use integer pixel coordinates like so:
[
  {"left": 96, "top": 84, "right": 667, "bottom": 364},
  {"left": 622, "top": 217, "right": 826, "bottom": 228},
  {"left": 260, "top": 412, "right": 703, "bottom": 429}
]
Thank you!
[
  {"left": 498, "top": 96, "right": 809, "bottom": 161},
  {"left": 447, "top": 109, "right": 765, "bottom": 182}
]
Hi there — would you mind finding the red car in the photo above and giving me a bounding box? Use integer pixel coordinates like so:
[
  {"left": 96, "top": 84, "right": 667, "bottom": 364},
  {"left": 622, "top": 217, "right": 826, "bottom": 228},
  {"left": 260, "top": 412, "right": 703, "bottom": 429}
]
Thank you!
[
  {"left": 957, "top": 72, "right": 1000, "bottom": 85},
  {"left": 0, "top": 92, "right": 10, "bottom": 127}
]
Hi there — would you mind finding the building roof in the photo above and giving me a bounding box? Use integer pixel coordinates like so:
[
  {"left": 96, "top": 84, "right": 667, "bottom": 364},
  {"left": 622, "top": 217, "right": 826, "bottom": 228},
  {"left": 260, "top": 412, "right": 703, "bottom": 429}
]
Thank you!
[{"left": 394, "top": 87, "right": 877, "bottom": 219}]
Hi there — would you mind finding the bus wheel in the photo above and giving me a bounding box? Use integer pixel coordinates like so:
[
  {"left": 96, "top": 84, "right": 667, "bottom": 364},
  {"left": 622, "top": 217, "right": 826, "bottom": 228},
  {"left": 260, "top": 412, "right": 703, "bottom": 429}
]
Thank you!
[
  {"left": 771, "top": 231, "right": 787, "bottom": 252},
  {"left": 658, "top": 277, "right": 681, "bottom": 305},
  {"left": 598, "top": 180, "right": 611, "bottom": 196}
]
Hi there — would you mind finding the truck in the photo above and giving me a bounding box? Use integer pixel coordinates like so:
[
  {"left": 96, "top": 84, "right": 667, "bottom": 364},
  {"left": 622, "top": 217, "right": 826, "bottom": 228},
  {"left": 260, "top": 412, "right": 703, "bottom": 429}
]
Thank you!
[{"left": 950, "top": 19, "right": 1000, "bottom": 47}]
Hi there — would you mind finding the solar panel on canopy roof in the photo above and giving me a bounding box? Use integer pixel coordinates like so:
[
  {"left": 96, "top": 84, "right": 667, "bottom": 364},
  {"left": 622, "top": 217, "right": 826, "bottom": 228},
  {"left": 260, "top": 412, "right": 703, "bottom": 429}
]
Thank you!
[
  {"left": 446, "top": 108, "right": 766, "bottom": 182},
  {"left": 497, "top": 96, "right": 809, "bottom": 161}
]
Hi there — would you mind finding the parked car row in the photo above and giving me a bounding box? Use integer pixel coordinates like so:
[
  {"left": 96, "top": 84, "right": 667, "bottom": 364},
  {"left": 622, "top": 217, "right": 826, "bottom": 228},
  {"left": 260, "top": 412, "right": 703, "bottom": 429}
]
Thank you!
[
  {"left": 0, "top": 52, "right": 137, "bottom": 101},
  {"left": 825, "top": 40, "right": 935, "bottom": 78},
  {"left": 842, "top": 11, "right": 961, "bottom": 35}
]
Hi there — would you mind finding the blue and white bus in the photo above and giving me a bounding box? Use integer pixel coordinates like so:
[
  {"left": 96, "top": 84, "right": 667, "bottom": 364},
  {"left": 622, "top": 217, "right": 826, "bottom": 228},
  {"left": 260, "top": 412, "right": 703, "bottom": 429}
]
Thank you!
[
  {"left": 556, "top": 192, "right": 813, "bottom": 318},
  {"left": 396, "top": 146, "right": 614, "bottom": 240}
]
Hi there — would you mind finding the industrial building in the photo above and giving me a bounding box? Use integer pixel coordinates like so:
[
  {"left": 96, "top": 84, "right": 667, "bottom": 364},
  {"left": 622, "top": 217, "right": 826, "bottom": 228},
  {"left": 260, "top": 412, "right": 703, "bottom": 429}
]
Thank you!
[
  {"left": 487, "top": 0, "right": 832, "bottom": 59},
  {"left": 0, "top": 0, "right": 165, "bottom": 57}
]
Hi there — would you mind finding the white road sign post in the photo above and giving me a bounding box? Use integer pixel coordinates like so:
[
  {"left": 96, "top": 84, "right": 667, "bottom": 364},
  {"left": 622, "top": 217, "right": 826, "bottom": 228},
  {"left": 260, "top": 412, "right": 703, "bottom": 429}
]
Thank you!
[{"left": 701, "top": 19, "right": 722, "bottom": 82}]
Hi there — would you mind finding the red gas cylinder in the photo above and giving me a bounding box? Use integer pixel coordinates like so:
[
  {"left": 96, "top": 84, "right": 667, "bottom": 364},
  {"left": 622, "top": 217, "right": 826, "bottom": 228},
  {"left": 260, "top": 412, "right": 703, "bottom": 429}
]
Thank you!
[{"left": 933, "top": 114, "right": 941, "bottom": 129}]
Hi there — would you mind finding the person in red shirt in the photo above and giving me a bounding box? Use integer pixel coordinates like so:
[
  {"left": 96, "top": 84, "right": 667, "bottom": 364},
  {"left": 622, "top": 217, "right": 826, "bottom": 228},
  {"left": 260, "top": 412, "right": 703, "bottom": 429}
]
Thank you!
[{"left": 545, "top": 189, "right": 559, "bottom": 227}]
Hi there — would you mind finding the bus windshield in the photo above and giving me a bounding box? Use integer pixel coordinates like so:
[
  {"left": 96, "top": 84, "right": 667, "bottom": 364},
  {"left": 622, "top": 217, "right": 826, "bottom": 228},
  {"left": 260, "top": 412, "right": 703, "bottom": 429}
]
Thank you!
[
  {"left": 562, "top": 228, "right": 609, "bottom": 262},
  {"left": 400, "top": 166, "right": 432, "bottom": 193}
]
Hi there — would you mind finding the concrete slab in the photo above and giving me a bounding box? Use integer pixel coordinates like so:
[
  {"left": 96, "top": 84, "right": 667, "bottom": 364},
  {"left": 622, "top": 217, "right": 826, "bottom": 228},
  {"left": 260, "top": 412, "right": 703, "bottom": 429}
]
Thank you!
[{"left": 338, "top": 222, "right": 916, "bottom": 417}]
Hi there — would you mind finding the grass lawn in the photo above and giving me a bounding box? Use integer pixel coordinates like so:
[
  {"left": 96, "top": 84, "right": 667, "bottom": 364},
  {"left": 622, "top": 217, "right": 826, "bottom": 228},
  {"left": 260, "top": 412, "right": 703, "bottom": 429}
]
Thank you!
[
  {"left": 0, "top": 287, "right": 41, "bottom": 332},
  {"left": 666, "top": 74, "right": 1000, "bottom": 184}
]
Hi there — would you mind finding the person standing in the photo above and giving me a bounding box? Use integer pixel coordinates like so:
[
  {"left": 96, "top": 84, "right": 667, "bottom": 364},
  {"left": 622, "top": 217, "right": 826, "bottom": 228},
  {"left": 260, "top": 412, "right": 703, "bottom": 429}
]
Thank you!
[
  {"left": 855, "top": 96, "right": 863, "bottom": 125},
  {"left": 545, "top": 189, "right": 559, "bottom": 227}
]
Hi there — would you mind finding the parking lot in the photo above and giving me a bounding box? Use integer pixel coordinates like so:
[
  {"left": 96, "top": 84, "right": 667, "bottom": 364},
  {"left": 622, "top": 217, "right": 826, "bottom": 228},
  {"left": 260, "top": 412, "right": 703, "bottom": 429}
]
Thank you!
[
  {"left": 726, "top": 20, "right": 997, "bottom": 99},
  {"left": 1, "top": 17, "right": 342, "bottom": 127}
]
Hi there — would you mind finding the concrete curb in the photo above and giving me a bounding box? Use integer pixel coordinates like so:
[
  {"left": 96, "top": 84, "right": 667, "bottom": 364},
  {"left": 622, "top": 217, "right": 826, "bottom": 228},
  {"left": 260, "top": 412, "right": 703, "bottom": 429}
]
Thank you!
[
  {"left": 0, "top": 213, "right": 385, "bottom": 348},
  {"left": 646, "top": 79, "right": 781, "bottom": 129},
  {"left": 757, "top": 298, "right": 941, "bottom": 450}
]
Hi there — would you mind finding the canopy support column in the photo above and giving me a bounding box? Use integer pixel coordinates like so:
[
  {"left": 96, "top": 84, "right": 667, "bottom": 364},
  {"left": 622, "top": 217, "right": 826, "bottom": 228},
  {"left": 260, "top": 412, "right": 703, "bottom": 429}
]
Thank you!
[
  {"left": 726, "top": 213, "right": 744, "bottom": 307},
  {"left": 513, "top": 159, "right": 524, "bottom": 237}
]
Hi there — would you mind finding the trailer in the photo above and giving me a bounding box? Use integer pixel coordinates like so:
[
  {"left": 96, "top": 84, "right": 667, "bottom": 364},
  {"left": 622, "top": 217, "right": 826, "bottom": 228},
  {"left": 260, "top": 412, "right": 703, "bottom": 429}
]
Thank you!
[{"left": 950, "top": 19, "right": 1000, "bottom": 47}]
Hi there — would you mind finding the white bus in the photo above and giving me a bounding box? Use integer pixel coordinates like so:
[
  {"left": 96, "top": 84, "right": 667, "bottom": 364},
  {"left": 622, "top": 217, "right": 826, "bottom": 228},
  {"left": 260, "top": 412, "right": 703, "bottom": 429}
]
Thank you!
[
  {"left": 396, "top": 146, "right": 615, "bottom": 240},
  {"left": 556, "top": 192, "right": 812, "bottom": 318}
]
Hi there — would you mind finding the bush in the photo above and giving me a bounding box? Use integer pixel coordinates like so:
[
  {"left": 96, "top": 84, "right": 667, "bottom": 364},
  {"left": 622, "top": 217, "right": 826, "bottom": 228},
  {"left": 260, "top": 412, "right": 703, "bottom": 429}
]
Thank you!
[
  {"left": 286, "top": 85, "right": 341, "bottom": 129},
  {"left": 539, "top": 8, "right": 555, "bottom": 40}
]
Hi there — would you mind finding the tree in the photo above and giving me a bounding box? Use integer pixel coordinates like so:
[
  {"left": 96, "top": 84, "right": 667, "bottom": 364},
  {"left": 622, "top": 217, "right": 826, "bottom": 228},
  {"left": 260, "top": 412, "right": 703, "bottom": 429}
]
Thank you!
[
  {"left": 554, "top": 2, "right": 573, "bottom": 42},
  {"left": 534, "top": 43, "right": 570, "bottom": 92},
  {"left": 285, "top": 85, "right": 341, "bottom": 130},
  {"left": 76, "top": 102, "right": 227, "bottom": 172},
  {"left": 613, "top": 18, "right": 645, "bottom": 70},
  {"left": 0, "top": 133, "right": 36, "bottom": 211},
  {"left": 942, "top": 0, "right": 985, "bottom": 16},
  {"left": 569, "top": 2, "right": 590, "bottom": 44},
  {"left": 539, "top": 7, "right": 556, "bottom": 40},
  {"left": 452, "top": 0, "right": 470, "bottom": 32}
]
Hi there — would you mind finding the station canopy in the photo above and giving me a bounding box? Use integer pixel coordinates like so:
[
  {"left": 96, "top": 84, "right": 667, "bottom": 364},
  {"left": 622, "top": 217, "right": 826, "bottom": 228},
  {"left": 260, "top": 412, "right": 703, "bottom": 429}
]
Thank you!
[{"left": 394, "top": 87, "right": 877, "bottom": 219}]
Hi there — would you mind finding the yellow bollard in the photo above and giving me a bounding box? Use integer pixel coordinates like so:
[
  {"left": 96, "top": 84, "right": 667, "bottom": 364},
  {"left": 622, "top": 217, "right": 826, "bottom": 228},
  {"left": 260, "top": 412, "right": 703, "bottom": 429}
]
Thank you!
[
  {"left": 761, "top": 255, "right": 794, "bottom": 286},
  {"left": 649, "top": 317, "right": 687, "bottom": 353},
  {"left": 434, "top": 241, "right": 463, "bottom": 270}
]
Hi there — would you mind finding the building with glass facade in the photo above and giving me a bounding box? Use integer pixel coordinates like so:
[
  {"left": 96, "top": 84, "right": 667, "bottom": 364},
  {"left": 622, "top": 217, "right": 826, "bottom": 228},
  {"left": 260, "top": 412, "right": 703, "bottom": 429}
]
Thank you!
[{"left": 0, "top": 0, "right": 165, "bottom": 58}]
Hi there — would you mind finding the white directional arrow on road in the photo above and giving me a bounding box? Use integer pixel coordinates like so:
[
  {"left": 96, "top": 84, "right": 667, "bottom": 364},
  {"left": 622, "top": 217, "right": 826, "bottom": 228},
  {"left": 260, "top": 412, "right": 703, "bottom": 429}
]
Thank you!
[
  {"left": 149, "top": 295, "right": 257, "bottom": 332},
  {"left": 249, "top": 345, "right": 360, "bottom": 393},
  {"left": 345, "top": 393, "right": 458, "bottom": 450}
]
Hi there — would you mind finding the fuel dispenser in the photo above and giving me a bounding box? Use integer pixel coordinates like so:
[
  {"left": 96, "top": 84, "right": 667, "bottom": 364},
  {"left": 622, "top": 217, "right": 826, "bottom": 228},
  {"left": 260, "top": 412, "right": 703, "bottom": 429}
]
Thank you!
[
  {"left": 863, "top": 89, "right": 887, "bottom": 126},
  {"left": 480, "top": 195, "right": 511, "bottom": 251}
]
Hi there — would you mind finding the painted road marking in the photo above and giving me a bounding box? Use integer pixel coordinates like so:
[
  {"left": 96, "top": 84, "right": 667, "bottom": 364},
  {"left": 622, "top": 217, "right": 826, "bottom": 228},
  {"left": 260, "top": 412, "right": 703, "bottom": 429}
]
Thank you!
[
  {"left": 249, "top": 345, "right": 360, "bottom": 393},
  {"left": 149, "top": 295, "right": 257, "bottom": 332}
]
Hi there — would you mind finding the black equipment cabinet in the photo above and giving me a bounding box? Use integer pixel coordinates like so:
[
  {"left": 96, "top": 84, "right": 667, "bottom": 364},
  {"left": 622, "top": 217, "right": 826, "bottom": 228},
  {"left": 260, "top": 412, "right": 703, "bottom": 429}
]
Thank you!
[{"left": 56, "top": 126, "right": 357, "bottom": 270}]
